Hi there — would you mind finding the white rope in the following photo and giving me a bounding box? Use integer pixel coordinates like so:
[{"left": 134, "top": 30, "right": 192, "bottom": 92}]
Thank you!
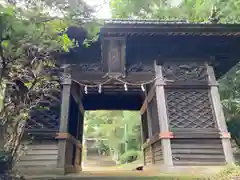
[{"left": 72, "top": 76, "right": 173, "bottom": 88}]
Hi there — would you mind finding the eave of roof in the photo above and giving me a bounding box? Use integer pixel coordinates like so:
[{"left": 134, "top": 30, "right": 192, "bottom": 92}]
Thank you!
[{"left": 94, "top": 18, "right": 240, "bottom": 36}]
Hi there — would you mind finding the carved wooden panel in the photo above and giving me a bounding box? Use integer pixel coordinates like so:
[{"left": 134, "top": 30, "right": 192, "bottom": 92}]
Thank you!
[
  {"left": 165, "top": 89, "right": 216, "bottom": 129},
  {"left": 77, "top": 63, "right": 103, "bottom": 72},
  {"left": 162, "top": 62, "right": 208, "bottom": 81},
  {"left": 126, "top": 63, "right": 154, "bottom": 73},
  {"left": 108, "top": 40, "right": 121, "bottom": 72}
]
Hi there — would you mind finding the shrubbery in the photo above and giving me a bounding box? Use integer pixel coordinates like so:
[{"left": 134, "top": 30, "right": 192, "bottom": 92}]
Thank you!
[
  {"left": 207, "top": 166, "right": 240, "bottom": 180},
  {"left": 119, "top": 150, "right": 141, "bottom": 164}
]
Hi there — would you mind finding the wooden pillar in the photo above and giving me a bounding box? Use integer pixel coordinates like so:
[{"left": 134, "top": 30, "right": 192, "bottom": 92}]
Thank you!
[
  {"left": 207, "top": 63, "right": 235, "bottom": 165},
  {"left": 154, "top": 61, "right": 173, "bottom": 166},
  {"left": 57, "top": 69, "right": 72, "bottom": 169}
]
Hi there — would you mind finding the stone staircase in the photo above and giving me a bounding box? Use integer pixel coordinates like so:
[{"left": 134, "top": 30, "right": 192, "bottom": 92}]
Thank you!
[{"left": 83, "top": 155, "right": 116, "bottom": 168}]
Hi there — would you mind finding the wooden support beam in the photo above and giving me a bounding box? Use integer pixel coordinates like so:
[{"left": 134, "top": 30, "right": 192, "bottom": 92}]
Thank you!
[
  {"left": 140, "top": 84, "right": 156, "bottom": 115},
  {"left": 154, "top": 61, "right": 173, "bottom": 166},
  {"left": 206, "top": 63, "right": 235, "bottom": 165},
  {"left": 71, "top": 71, "right": 154, "bottom": 82}
]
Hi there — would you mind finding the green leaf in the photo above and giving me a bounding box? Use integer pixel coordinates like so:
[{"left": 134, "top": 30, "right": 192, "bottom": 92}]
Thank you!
[
  {"left": 0, "top": 6, "right": 14, "bottom": 16},
  {"left": 1, "top": 40, "right": 9, "bottom": 48}
]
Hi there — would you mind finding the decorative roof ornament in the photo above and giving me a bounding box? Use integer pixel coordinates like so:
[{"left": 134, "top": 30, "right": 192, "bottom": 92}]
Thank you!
[{"left": 208, "top": 6, "right": 220, "bottom": 24}]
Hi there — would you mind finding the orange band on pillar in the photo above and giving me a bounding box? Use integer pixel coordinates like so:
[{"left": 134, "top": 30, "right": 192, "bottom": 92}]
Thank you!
[
  {"left": 56, "top": 132, "right": 69, "bottom": 139},
  {"left": 159, "top": 132, "right": 174, "bottom": 139},
  {"left": 220, "top": 132, "right": 231, "bottom": 139}
]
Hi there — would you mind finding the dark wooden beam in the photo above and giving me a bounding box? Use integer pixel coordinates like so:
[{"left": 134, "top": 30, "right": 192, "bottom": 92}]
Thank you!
[
  {"left": 71, "top": 71, "right": 154, "bottom": 82},
  {"left": 140, "top": 84, "right": 156, "bottom": 115}
]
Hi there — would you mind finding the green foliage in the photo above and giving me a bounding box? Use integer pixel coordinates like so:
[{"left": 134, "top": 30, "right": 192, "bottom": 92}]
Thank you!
[
  {"left": 0, "top": 0, "right": 96, "bottom": 178},
  {"left": 84, "top": 111, "right": 142, "bottom": 163},
  {"left": 227, "top": 116, "right": 240, "bottom": 147},
  {"left": 119, "top": 150, "right": 141, "bottom": 164},
  {"left": 208, "top": 166, "right": 240, "bottom": 180},
  {"left": 110, "top": 0, "right": 240, "bottom": 23}
]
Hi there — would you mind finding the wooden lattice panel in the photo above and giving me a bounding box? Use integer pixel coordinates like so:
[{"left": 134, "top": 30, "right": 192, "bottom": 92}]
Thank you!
[
  {"left": 165, "top": 89, "right": 216, "bottom": 129},
  {"left": 162, "top": 62, "right": 208, "bottom": 81}
]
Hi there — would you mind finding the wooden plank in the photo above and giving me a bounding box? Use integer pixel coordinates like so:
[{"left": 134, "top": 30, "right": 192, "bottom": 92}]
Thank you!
[
  {"left": 173, "top": 154, "right": 225, "bottom": 159},
  {"left": 140, "top": 84, "right": 156, "bottom": 115},
  {"left": 171, "top": 139, "right": 222, "bottom": 144},
  {"left": 207, "top": 63, "right": 234, "bottom": 165},
  {"left": 173, "top": 133, "right": 220, "bottom": 139},
  {"left": 165, "top": 81, "right": 209, "bottom": 87},
  {"left": 16, "top": 160, "right": 57, "bottom": 167},
  {"left": 171, "top": 128, "right": 219, "bottom": 132},
  {"left": 154, "top": 151, "right": 163, "bottom": 157},
  {"left": 172, "top": 149, "right": 224, "bottom": 154},
  {"left": 28, "top": 144, "right": 58, "bottom": 150},
  {"left": 26, "top": 149, "right": 58, "bottom": 155},
  {"left": 140, "top": 98, "right": 148, "bottom": 115},
  {"left": 171, "top": 144, "right": 223, "bottom": 149},
  {"left": 20, "top": 154, "right": 58, "bottom": 161},
  {"left": 173, "top": 161, "right": 226, "bottom": 166},
  {"left": 71, "top": 71, "right": 154, "bottom": 82}
]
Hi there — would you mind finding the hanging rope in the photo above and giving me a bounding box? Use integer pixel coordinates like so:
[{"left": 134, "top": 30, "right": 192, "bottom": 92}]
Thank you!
[{"left": 71, "top": 75, "right": 174, "bottom": 94}]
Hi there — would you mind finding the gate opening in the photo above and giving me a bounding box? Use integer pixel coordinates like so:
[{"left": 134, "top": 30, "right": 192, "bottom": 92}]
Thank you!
[{"left": 82, "top": 110, "right": 143, "bottom": 171}]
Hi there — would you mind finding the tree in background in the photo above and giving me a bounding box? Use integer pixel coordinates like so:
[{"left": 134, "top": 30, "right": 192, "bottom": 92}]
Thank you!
[
  {"left": 110, "top": 0, "right": 240, "bottom": 23},
  {"left": 0, "top": 0, "right": 97, "bottom": 178},
  {"left": 84, "top": 111, "right": 142, "bottom": 164}
]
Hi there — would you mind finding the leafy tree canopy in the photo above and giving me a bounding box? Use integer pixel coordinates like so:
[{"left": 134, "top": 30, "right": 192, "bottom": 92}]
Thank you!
[{"left": 110, "top": 0, "right": 240, "bottom": 23}]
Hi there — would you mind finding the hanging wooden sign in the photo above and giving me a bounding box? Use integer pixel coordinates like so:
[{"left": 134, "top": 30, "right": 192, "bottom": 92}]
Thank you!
[{"left": 102, "top": 37, "right": 126, "bottom": 77}]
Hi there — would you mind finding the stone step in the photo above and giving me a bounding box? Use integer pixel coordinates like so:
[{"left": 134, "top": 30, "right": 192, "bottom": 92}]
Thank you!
[{"left": 25, "top": 171, "right": 156, "bottom": 180}]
